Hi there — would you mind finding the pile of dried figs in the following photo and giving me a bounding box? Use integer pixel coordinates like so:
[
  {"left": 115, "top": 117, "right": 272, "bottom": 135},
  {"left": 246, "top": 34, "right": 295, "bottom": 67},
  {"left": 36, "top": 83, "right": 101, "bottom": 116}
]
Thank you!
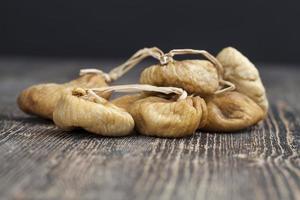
[{"left": 17, "top": 47, "right": 268, "bottom": 137}]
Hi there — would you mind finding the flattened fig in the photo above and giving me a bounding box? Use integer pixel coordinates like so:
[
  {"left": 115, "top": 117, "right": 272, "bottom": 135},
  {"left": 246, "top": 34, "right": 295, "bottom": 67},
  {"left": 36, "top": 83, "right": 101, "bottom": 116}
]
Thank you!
[
  {"left": 129, "top": 96, "right": 206, "bottom": 137},
  {"left": 53, "top": 89, "right": 134, "bottom": 136},
  {"left": 140, "top": 60, "right": 219, "bottom": 96},
  {"left": 202, "top": 92, "right": 264, "bottom": 132},
  {"left": 217, "top": 47, "right": 268, "bottom": 114}
]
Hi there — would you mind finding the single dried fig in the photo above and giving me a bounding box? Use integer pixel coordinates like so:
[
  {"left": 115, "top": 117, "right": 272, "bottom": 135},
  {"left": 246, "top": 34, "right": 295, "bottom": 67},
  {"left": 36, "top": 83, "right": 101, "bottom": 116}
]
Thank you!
[
  {"left": 53, "top": 88, "right": 134, "bottom": 136},
  {"left": 128, "top": 96, "right": 207, "bottom": 137},
  {"left": 18, "top": 74, "right": 110, "bottom": 119},
  {"left": 202, "top": 92, "right": 264, "bottom": 132},
  {"left": 217, "top": 47, "right": 268, "bottom": 114},
  {"left": 140, "top": 60, "right": 219, "bottom": 96}
]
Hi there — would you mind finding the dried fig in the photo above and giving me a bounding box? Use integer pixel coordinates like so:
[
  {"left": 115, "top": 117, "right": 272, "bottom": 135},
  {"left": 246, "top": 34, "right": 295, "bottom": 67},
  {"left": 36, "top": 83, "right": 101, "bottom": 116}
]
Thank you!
[
  {"left": 128, "top": 96, "right": 207, "bottom": 137},
  {"left": 18, "top": 74, "right": 110, "bottom": 119},
  {"left": 217, "top": 47, "right": 268, "bottom": 114},
  {"left": 140, "top": 60, "right": 219, "bottom": 96},
  {"left": 53, "top": 88, "right": 134, "bottom": 136},
  {"left": 202, "top": 92, "right": 264, "bottom": 132}
]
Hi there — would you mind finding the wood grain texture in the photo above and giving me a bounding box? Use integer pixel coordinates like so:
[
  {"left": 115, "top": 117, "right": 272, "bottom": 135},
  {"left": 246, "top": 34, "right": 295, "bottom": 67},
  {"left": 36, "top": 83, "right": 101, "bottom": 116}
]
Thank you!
[{"left": 0, "top": 57, "right": 299, "bottom": 200}]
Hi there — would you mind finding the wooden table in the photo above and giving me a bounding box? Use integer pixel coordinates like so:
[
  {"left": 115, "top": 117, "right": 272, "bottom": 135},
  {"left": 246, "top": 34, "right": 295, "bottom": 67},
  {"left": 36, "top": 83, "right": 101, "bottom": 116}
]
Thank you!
[{"left": 0, "top": 57, "right": 299, "bottom": 200}]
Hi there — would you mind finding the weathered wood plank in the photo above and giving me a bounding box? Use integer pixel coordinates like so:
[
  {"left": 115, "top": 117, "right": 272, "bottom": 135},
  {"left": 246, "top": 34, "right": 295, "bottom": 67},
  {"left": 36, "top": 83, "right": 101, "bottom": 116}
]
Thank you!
[{"left": 0, "top": 58, "right": 299, "bottom": 200}]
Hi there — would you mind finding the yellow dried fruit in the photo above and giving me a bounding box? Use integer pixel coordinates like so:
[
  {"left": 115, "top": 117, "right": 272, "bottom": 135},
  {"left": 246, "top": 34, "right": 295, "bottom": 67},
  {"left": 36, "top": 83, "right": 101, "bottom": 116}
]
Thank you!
[
  {"left": 217, "top": 47, "right": 269, "bottom": 114},
  {"left": 140, "top": 60, "right": 219, "bottom": 96},
  {"left": 128, "top": 96, "right": 207, "bottom": 137},
  {"left": 53, "top": 88, "right": 134, "bottom": 136},
  {"left": 18, "top": 74, "right": 110, "bottom": 119},
  {"left": 202, "top": 92, "right": 264, "bottom": 132}
]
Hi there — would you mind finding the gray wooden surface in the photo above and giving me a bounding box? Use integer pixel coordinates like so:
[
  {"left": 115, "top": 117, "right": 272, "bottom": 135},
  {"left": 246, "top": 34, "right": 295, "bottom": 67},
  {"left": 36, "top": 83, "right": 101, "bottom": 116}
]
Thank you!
[{"left": 0, "top": 57, "right": 299, "bottom": 200}]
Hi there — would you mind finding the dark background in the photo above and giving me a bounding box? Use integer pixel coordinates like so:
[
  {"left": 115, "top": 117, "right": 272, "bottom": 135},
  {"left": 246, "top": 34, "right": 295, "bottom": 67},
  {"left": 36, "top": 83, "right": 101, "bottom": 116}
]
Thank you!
[{"left": 1, "top": 0, "right": 300, "bottom": 62}]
